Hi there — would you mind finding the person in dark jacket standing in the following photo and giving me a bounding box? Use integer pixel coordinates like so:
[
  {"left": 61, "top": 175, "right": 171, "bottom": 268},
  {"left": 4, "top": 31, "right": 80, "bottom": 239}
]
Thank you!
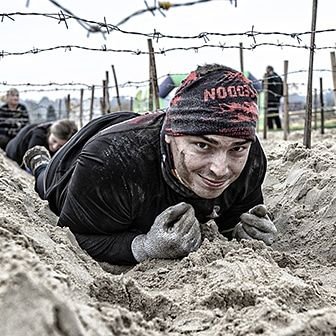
[
  {"left": 263, "top": 66, "right": 284, "bottom": 130},
  {"left": 23, "top": 64, "right": 277, "bottom": 265},
  {"left": 0, "top": 88, "right": 30, "bottom": 150},
  {"left": 6, "top": 119, "right": 78, "bottom": 168}
]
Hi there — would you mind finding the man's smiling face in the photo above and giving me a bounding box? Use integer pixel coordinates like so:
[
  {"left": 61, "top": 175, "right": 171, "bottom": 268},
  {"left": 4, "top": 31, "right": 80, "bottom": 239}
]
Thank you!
[{"left": 165, "top": 134, "right": 252, "bottom": 199}]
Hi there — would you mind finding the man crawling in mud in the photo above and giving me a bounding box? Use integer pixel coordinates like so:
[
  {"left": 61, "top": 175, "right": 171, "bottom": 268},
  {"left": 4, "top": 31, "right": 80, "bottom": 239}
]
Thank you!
[{"left": 23, "top": 64, "right": 277, "bottom": 265}]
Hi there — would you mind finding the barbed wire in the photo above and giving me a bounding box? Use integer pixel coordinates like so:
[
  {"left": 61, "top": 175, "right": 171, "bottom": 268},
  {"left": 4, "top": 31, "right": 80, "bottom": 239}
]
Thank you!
[
  {"left": 0, "top": 74, "right": 171, "bottom": 90},
  {"left": 1, "top": 87, "right": 332, "bottom": 107},
  {"left": 21, "top": 0, "right": 239, "bottom": 38},
  {"left": 47, "top": 0, "right": 105, "bottom": 37},
  {"left": 1, "top": 12, "right": 336, "bottom": 43},
  {"left": 115, "top": 0, "right": 237, "bottom": 26},
  {"left": 1, "top": 69, "right": 334, "bottom": 96},
  {"left": 1, "top": 41, "right": 336, "bottom": 59},
  {"left": 43, "top": 0, "right": 237, "bottom": 33}
]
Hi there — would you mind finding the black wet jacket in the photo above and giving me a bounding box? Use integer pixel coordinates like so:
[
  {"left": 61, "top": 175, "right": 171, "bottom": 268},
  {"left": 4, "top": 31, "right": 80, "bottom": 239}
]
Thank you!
[
  {"left": 6, "top": 122, "right": 52, "bottom": 166},
  {"left": 263, "top": 72, "right": 283, "bottom": 103},
  {"left": 45, "top": 112, "right": 267, "bottom": 265}
]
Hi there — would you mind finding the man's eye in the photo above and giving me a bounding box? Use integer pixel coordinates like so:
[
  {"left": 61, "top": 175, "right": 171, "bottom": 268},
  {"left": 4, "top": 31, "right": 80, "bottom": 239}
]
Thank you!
[
  {"left": 231, "top": 146, "right": 246, "bottom": 152},
  {"left": 195, "top": 142, "right": 209, "bottom": 149}
]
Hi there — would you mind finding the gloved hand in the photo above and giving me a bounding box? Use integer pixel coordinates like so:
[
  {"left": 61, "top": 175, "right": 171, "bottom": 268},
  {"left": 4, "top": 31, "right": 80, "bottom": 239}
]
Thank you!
[
  {"left": 233, "top": 204, "right": 277, "bottom": 245},
  {"left": 131, "top": 202, "right": 202, "bottom": 262}
]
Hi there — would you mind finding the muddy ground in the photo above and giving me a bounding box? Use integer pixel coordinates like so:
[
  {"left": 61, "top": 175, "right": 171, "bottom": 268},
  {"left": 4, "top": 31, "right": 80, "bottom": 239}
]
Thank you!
[{"left": 1, "top": 129, "right": 336, "bottom": 336}]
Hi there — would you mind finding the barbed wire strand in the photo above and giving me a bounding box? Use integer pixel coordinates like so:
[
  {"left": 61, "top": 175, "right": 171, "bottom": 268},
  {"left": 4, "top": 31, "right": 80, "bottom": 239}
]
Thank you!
[
  {"left": 46, "top": 0, "right": 106, "bottom": 38},
  {"left": 1, "top": 40, "right": 336, "bottom": 60},
  {"left": 116, "top": 0, "right": 236, "bottom": 26},
  {"left": 23, "top": 0, "right": 237, "bottom": 37},
  {"left": 2, "top": 12, "right": 336, "bottom": 42},
  {"left": 45, "top": 0, "right": 237, "bottom": 30},
  {"left": 1, "top": 69, "right": 334, "bottom": 96}
]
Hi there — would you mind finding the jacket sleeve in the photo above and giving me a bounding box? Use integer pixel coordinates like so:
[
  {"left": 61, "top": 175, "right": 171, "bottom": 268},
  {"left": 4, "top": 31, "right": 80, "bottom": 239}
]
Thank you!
[
  {"left": 5, "top": 135, "right": 20, "bottom": 161},
  {"left": 28, "top": 128, "right": 47, "bottom": 149},
  {"left": 57, "top": 137, "right": 142, "bottom": 264},
  {"left": 74, "top": 232, "right": 138, "bottom": 264}
]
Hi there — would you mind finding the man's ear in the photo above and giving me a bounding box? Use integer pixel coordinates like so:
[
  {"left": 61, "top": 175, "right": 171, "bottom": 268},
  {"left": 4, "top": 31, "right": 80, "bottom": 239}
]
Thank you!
[{"left": 164, "top": 134, "right": 171, "bottom": 144}]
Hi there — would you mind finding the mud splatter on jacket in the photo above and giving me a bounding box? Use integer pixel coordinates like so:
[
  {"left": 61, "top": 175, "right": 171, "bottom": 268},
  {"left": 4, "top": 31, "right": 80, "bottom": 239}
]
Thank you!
[{"left": 44, "top": 112, "right": 267, "bottom": 264}]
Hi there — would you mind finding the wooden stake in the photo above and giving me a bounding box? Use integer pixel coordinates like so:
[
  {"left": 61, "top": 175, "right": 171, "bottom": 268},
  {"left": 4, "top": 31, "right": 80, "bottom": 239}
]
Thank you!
[
  {"left": 313, "top": 88, "right": 318, "bottom": 131},
  {"left": 58, "top": 99, "right": 62, "bottom": 119},
  {"left": 239, "top": 42, "right": 244, "bottom": 73},
  {"left": 283, "top": 60, "right": 289, "bottom": 140},
  {"left": 102, "top": 80, "right": 106, "bottom": 115},
  {"left": 148, "top": 39, "right": 160, "bottom": 111},
  {"left": 89, "top": 85, "right": 95, "bottom": 121},
  {"left": 263, "top": 74, "right": 268, "bottom": 140},
  {"left": 319, "top": 77, "right": 325, "bottom": 134},
  {"left": 105, "top": 71, "right": 110, "bottom": 113},
  {"left": 303, "top": 0, "right": 318, "bottom": 149},
  {"left": 148, "top": 48, "right": 153, "bottom": 112},
  {"left": 65, "top": 94, "right": 71, "bottom": 119},
  {"left": 130, "top": 96, "right": 133, "bottom": 112},
  {"left": 79, "top": 88, "right": 84, "bottom": 128},
  {"left": 111, "top": 65, "right": 122, "bottom": 111},
  {"left": 330, "top": 52, "right": 336, "bottom": 105}
]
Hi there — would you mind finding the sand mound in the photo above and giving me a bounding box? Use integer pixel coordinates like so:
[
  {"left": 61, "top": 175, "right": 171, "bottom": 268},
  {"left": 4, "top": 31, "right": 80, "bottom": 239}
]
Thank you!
[{"left": 1, "top": 129, "right": 336, "bottom": 335}]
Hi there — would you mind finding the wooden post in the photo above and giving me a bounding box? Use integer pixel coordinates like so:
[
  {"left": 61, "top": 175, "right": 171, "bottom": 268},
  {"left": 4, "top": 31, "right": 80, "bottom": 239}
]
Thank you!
[
  {"left": 313, "top": 88, "right": 318, "bottom": 131},
  {"left": 79, "top": 88, "right": 84, "bottom": 128},
  {"left": 58, "top": 99, "right": 62, "bottom": 119},
  {"left": 263, "top": 75, "right": 268, "bottom": 140},
  {"left": 239, "top": 42, "right": 244, "bottom": 73},
  {"left": 64, "top": 98, "right": 67, "bottom": 119},
  {"left": 111, "top": 65, "right": 122, "bottom": 111},
  {"left": 99, "top": 97, "right": 104, "bottom": 116},
  {"left": 148, "top": 39, "right": 153, "bottom": 112},
  {"left": 102, "top": 80, "right": 106, "bottom": 115},
  {"left": 319, "top": 77, "right": 325, "bottom": 134},
  {"left": 283, "top": 60, "right": 289, "bottom": 140},
  {"left": 130, "top": 96, "right": 133, "bottom": 112},
  {"left": 330, "top": 52, "right": 336, "bottom": 105},
  {"left": 303, "top": 0, "right": 318, "bottom": 149},
  {"left": 65, "top": 94, "right": 71, "bottom": 119},
  {"left": 148, "top": 46, "right": 153, "bottom": 112},
  {"left": 105, "top": 71, "right": 110, "bottom": 113},
  {"left": 148, "top": 39, "right": 160, "bottom": 111},
  {"left": 89, "top": 85, "right": 95, "bottom": 121}
]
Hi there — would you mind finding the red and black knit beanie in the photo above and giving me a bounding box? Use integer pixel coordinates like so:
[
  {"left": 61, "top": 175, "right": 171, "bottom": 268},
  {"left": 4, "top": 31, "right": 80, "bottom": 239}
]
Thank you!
[{"left": 163, "top": 64, "right": 259, "bottom": 141}]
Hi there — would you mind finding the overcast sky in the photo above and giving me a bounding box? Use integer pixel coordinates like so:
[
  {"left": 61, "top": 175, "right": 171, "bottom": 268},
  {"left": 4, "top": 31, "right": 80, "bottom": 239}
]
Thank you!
[{"left": 1, "top": 0, "right": 335, "bottom": 100}]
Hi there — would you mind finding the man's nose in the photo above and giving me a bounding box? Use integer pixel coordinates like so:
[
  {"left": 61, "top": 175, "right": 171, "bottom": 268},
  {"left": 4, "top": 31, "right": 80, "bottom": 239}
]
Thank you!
[{"left": 209, "top": 152, "right": 230, "bottom": 177}]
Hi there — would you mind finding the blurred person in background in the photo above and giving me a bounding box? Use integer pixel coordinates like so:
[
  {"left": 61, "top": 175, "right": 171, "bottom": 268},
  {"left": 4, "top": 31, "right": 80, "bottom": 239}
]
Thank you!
[
  {"left": 6, "top": 119, "right": 77, "bottom": 169},
  {"left": 0, "top": 88, "right": 30, "bottom": 150},
  {"left": 263, "top": 66, "right": 283, "bottom": 130}
]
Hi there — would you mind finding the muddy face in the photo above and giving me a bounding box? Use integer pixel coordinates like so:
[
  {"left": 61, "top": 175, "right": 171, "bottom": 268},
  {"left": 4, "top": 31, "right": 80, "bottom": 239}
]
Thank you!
[{"left": 165, "top": 134, "right": 252, "bottom": 199}]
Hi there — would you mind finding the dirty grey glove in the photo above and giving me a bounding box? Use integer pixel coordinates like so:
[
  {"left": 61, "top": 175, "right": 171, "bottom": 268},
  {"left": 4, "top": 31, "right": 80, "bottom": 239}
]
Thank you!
[
  {"left": 233, "top": 204, "right": 277, "bottom": 245},
  {"left": 131, "top": 202, "right": 202, "bottom": 262}
]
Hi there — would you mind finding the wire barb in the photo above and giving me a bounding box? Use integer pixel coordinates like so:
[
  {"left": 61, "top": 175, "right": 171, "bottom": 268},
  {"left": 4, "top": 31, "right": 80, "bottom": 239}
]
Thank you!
[
  {"left": 57, "top": 10, "right": 68, "bottom": 29},
  {"left": 1, "top": 14, "right": 15, "bottom": 22}
]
